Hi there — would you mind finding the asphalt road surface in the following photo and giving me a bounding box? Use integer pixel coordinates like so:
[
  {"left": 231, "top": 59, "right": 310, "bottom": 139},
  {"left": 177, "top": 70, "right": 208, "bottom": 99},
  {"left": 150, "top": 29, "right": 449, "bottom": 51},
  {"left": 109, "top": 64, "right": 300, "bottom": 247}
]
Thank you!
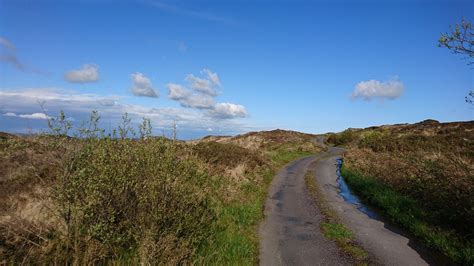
[
  {"left": 259, "top": 147, "right": 431, "bottom": 266},
  {"left": 259, "top": 154, "right": 351, "bottom": 266}
]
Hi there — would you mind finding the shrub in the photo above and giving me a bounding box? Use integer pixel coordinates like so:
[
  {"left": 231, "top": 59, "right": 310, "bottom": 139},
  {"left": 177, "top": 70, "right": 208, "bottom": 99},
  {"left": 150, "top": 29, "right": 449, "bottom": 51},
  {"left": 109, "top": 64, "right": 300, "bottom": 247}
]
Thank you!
[
  {"left": 193, "top": 141, "right": 267, "bottom": 170},
  {"left": 50, "top": 138, "right": 217, "bottom": 264},
  {"left": 327, "top": 129, "right": 358, "bottom": 146}
]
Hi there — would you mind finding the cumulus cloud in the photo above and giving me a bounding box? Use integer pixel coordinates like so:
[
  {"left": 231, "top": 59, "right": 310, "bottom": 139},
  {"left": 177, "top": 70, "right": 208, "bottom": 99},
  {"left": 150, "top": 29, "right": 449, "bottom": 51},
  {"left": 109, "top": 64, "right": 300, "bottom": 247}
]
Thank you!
[
  {"left": 181, "top": 94, "right": 214, "bottom": 109},
  {"left": 185, "top": 68, "right": 221, "bottom": 96},
  {"left": 203, "top": 68, "right": 220, "bottom": 86},
  {"left": 130, "top": 72, "right": 158, "bottom": 98},
  {"left": 3, "top": 112, "right": 50, "bottom": 120},
  {"left": 168, "top": 69, "right": 247, "bottom": 119},
  {"left": 167, "top": 83, "right": 214, "bottom": 109},
  {"left": 167, "top": 83, "right": 189, "bottom": 100},
  {"left": 208, "top": 103, "right": 247, "bottom": 119},
  {"left": 186, "top": 74, "right": 217, "bottom": 96},
  {"left": 64, "top": 64, "right": 100, "bottom": 83},
  {"left": 351, "top": 77, "right": 404, "bottom": 101}
]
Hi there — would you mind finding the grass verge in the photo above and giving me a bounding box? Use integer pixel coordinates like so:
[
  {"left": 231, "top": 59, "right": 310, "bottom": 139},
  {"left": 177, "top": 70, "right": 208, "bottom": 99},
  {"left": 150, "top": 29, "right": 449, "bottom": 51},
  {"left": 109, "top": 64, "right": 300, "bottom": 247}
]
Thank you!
[
  {"left": 304, "top": 172, "right": 369, "bottom": 265},
  {"left": 342, "top": 167, "right": 474, "bottom": 265},
  {"left": 195, "top": 150, "right": 316, "bottom": 264}
]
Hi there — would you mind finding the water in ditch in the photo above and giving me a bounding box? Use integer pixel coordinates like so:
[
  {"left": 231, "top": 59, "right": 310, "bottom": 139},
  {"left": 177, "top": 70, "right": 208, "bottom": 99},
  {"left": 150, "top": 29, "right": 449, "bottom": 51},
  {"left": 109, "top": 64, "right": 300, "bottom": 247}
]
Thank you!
[{"left": 336, "top": 158, "right": 379, "bottom": 220}]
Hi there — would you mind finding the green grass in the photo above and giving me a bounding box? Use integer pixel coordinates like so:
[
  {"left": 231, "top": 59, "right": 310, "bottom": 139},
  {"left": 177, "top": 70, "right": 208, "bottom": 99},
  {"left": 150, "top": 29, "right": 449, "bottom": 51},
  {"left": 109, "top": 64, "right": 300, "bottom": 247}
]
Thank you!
[
  {"left": 304, "top": 172, "right": 369, "bottom": 264},
  {"left": 342, "top": 167, "right": 474, "bottom": 265},
  {"left": 321, "top": 223, "right": 353, "bottom": 239},
  {"left": 196, "top": 151, "right": 314, "bottom": 264},
  {"left": 196, "top": 178, "right": 267, "bottom": 265}
]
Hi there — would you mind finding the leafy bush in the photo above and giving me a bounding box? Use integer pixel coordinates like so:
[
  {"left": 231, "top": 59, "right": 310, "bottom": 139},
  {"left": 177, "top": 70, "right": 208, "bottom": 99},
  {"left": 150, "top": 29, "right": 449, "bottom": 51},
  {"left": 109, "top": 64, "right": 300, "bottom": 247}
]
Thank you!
[
  {"left": 49, "top": 138, "right": 217, "bottom": 264},
  {"left": 193, "top": 141, "right": 267, "bottom": 170},
  {"left": 327, "top": 129, "right": 358, "bottom": 146}
]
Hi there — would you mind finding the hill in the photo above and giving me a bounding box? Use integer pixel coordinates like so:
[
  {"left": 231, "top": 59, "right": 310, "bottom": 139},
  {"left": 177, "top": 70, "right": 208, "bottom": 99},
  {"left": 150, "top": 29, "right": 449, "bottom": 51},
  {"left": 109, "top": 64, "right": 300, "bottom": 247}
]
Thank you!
[
  {"left": 327, "top": 119, "right": 474, "bottom": 263},
  {"left": 0, "top": 128, "right": 322, "bottom": 264}
]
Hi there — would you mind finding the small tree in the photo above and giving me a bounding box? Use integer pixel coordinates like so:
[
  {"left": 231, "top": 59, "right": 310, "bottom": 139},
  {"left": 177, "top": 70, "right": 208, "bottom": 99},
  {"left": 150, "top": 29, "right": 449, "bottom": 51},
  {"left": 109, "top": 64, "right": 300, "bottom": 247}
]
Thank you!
[
  {"left": 439, "top": 18, "right": 473, "bottom": 104},
  {"left": 466, "top": 91, "right": 474, "bottom": 104},
  {"left": 173, "top": 121, "right": 177, "bottom": 142},
  {"left": 138, "top": 117, "right": 152, "bottom": 139},
  {"left": 118, "top": 112, "right": 135, "bottom": 140},
  {"left": 77, "top": 110, "right": 104, "bottom": 139},
  {"left": 48, "top": 110, "right": 72, "bottom": 136},
  {"left": 439, "top": 18, "right": 473, "bottom": 64}
]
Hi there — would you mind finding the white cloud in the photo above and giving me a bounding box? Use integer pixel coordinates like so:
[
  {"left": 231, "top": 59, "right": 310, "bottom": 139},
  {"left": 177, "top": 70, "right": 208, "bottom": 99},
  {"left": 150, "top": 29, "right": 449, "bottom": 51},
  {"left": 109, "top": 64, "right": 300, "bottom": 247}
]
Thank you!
[
  {"left": 168, "top": 69, "right": 247, "bottom": 119},
  {"left": 167, "top": 83, "right": 214, "bottom": 109},
  {"left": 184, "top": 68, "right": 221, "bottom": 96},
  {"left": 352, "top": 77, "right": 404, "bottom": 101},
  {"left": 130, "top": 72, "right": 158, "bottom": 98},
  {"left": 0, "top": 37, "right": 15, "bottom": 50},
  {"left": 203, "top": 68, "right": 220, "bottom": 86},
  {"left": 3, "top": 112, "right": 50, "bottom": 120},
  {"left": 167, "top": 83, "right": 189, "bottom": 100},
  {"left": 64, "top": 64, "right": 100, "bottom": 83},
  {"left": 181, "top": 94, "right": 214, "bottom": 109},
  {"left": 209, "top": 103, "right": 247, "bottom": 119},
  {"left": 186, "top": 74, "right": 217, "bottom": 96}
]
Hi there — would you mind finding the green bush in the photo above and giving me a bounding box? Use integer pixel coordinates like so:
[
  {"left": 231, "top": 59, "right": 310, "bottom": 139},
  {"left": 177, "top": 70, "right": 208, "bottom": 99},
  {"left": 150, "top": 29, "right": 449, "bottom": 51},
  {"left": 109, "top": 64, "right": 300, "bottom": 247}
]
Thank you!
[
  {"left": 193, "top": 141, "right": 266, "bottom": 170},
  {"left": 327, "top": 129, "right": 358, "bottom": 146},
  {"left": 51, "top": 138, "right": 216, "bottom": 264}
]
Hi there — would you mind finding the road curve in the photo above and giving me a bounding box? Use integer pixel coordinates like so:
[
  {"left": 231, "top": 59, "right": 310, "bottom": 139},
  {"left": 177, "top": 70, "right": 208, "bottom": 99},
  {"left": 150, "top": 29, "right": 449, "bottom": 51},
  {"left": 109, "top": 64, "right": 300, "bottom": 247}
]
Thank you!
[
  {"left": 312, "top": 147, "right": 431, "bottom": 266},
  {"left": 259, "top": 154, "right": 351, "bottom": 266}
]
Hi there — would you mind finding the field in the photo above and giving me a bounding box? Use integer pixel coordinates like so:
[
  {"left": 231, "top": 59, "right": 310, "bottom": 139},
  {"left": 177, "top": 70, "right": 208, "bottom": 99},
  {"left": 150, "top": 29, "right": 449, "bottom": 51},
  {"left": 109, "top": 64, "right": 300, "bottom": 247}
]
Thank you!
[
  {"left": 0, "top": 117, "right": 323, "bottom": 264},
  {"left": 327, "top": 120, "right": 474, "bottom": 264},
  {"left": 2, "top": 115, "right": 472, "bottom": 264}
]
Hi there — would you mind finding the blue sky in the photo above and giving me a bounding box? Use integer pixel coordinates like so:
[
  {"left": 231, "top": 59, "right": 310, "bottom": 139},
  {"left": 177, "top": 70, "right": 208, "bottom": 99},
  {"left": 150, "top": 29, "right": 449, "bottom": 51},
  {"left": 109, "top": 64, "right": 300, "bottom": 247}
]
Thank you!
[{"left": 0, "top": 0, "right": 473, "bottom": 139}]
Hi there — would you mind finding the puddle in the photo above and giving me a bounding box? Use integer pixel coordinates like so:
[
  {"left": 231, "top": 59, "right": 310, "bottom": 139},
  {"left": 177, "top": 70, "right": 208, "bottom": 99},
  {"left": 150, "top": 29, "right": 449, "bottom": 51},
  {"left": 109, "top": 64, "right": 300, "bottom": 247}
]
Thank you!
[{"left": 336, "top": 158, "right": 379, "bottom": 219}]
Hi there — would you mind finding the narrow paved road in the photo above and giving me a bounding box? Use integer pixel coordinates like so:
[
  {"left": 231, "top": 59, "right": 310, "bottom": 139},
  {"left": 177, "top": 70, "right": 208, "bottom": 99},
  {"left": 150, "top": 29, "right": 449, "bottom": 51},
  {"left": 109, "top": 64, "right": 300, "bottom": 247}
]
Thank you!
[
  {"left": 260, "top": 147, "right": 431, "bottom": 266},
  {"left": 259, "top": 154, "right": 351, "bottom": 266},
  {"left": 313, "top": 147, "right": 430, "bottom": 266}
]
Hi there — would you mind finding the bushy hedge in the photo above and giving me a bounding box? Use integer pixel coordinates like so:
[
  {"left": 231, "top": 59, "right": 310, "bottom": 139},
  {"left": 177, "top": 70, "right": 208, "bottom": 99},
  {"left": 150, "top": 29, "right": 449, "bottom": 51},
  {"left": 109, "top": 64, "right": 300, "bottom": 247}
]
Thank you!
[{"left": 51, "top": 138, "right": 217, "bottom": 264}]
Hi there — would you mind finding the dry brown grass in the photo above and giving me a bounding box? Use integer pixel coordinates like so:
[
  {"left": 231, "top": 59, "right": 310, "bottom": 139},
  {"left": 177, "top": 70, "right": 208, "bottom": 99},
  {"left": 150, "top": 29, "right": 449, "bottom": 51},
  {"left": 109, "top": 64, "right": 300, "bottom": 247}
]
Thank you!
[
  {"left": 195, "top": 129, "right": 324, "bottom": 152},
  {"left": 328, "top": 120, "right": 474, "bottom": 246},
  {"left": 0, "top": 127, "right": 324, "bottom": 263}
]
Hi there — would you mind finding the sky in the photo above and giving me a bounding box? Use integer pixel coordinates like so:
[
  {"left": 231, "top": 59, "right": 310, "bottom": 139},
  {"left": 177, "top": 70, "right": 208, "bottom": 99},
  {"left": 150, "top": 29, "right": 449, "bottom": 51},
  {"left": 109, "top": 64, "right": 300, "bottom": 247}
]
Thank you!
[{"left": 0, "top": 0, "right": 473, "bottom": 139}]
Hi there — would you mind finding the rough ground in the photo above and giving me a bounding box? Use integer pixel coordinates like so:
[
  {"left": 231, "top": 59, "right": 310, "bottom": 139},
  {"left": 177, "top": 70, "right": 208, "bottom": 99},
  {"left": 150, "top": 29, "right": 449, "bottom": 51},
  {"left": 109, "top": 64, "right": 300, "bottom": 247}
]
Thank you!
[{"left": 259, "top": 155, "right": 351, "bottom": 266}]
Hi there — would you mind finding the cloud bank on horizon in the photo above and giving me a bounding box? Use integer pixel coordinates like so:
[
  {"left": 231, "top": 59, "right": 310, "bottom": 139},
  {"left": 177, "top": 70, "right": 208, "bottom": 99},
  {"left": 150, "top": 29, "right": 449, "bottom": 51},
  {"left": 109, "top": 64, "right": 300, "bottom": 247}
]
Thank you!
[{"left": 0, "top": 87, "right": 250, "bottom": 137}]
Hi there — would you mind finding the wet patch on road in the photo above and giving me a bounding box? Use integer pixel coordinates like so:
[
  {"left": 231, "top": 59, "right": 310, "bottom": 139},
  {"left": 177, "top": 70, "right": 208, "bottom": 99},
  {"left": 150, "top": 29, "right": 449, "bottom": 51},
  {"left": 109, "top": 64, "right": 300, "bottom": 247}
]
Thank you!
[{"left": 336, "top": 158, "right": 379, "bottom": 220}]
